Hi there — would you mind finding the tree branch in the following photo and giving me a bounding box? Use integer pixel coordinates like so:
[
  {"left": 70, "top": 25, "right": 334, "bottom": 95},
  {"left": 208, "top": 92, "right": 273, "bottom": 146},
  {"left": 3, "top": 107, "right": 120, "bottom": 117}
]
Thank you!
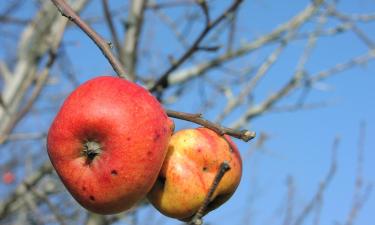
[
  {"left": 188, "top": 161, "right": 231, "bottom": 225},
  {"left": 0, "top": 162, "right": 53, "bottom": 219},
  {"left": 0, "top": 0, "right": 88, "bottom": 140},
  {"left": 122, "top": 0, "right": 148, "bottom": 81},
  {"left": 50, "top": 0, "right": 129, "bottom": 79},
  {"left": 101, "top": 0, "right": 123, "bottom": 63},
  {"left": 156, "top": 0, "right": 325, "bottom": 89},
  {"left": 166, "top": 109, "right": 255, "bottom": 142},
  {"left": 149, "top": 0, "right": 244, "bottom": 92},
  {"left": 292, "top": 137, "right": 338, "bottom": 225}
]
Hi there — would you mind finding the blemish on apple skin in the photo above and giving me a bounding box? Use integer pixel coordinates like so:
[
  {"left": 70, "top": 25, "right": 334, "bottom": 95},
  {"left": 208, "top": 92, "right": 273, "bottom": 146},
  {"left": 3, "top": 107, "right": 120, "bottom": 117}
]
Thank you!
[
  {"left": 82, "top": 186, "right": 86, "bottom": 191},
  {"left": 111, "top": 170, "right": 118, "bottom": 176},
  {"left": 127, "top": 137, "right": 131, "bottom": 141},
  {"left": 153, "top": 131, "right": 160, "bottom": 141},
  {"left": 89, "top": 195, "right": 95, "bottom": 201},
  {"left": 202, "top": 167, "right": 208, "bottom": 172},
  {"left": 147, "top": 151, "right": 153, "bottom": 156}
]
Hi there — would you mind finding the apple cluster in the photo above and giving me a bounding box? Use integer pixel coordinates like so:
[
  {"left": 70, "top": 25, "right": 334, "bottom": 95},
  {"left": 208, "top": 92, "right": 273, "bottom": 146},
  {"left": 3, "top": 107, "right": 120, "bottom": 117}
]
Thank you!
[{"left": 47, "top": 76, "right": 242, "bottom": 220}]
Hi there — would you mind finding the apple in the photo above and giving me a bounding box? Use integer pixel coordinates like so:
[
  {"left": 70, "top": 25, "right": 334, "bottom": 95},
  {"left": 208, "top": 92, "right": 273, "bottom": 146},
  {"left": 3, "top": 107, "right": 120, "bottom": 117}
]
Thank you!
[
  {"left": 147, "top": 127, "right": 242, "bottom": 220},
  {"left": 47, "top": 76, "right": 174, "bottom": 214},
  {"left": 2, "top": 171, "right": 15, "bottom": 184}
]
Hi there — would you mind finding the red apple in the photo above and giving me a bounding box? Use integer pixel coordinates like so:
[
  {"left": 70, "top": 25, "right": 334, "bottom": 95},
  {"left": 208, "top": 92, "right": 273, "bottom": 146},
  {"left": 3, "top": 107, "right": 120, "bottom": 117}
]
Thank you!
[
  {"left": 2, "top": 171, "right": 15, "bottom": 184},
  {"left": 47, "top": 76, "right": 174, "bottom": 214},
  {"left": 147, "top": 127, "right": 242, "bottom": 220}
]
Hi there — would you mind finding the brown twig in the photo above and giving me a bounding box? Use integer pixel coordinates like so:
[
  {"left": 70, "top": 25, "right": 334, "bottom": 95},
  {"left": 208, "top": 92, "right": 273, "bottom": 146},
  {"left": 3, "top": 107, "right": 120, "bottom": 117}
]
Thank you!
[
  {"left": 166, "top": 109, "right": 256, "bottom": 142},
  {"left": 149, "top": 0, "right": 243, "bottom": 92},
  {"left": 188, "top": 161, "right": 231, "bottom": 225},
  {"left": 196, "top": 0, "right": 210, "bottom": 26},
  {"left": 101, "top": 0, "right": 123, "bottom": 63},
  {"left": 50, "top": 0, "right": 129, "bottom": 79}
]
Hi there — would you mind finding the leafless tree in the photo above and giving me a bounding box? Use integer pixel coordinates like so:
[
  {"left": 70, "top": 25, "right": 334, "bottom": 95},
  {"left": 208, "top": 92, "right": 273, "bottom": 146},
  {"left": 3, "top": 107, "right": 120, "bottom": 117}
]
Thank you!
[{"left": 0, "top": 0, "right": 373, "bottom": 225}]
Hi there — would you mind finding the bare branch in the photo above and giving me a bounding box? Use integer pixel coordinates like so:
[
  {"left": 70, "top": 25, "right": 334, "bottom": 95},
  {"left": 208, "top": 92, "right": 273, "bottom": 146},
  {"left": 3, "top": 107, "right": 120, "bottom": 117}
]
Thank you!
[
  {"left": 30, "top": 188, "right": 67, "bottom": 225},
  {"left": 3, "top": 132, "right": 46, "bottom": 141},
  {"left": 150, "top": 0, "right": 244, "bottom": 92},
  {"left": 188, "top": 162, "right": 231, "bottom": 225},
  {"left": 0, "top": 162, "right": 53, "bottom": 219},
  {"left": 146, "top": 1, "right": 195, "bottom": 10},
  {"left": 0, "top": 0, "right": 88, "bottom": 140},
  {"left": 325, "top": 4, "right": 375, "bottom": 49},
  {"left": 50, "top": 0, "right": 129, "bottom": 79},
  {"left": 231, "top": 49, "right": 375, "bottom": 129},
  {"left": 122, "top": 0, "right": 148, "bottom": 81},
  {"left": 0, "top": 49, "right": 57, "bottom": 144},
  {"left": 152, "top": 9, "right": 190, "bottom": 48},
  {"left": 344, "top": 122, "right": 373, "bottom": 225},
  {"left": 215, "top": 29, "right": 297, "bottom": 122},
  {"left": 162, "top": 0, "right": 326, "bottom": 88},
  {"left": 196, "top": 0, "right": 210, "bottom": 26},
  {"left": 0, "top": 60, "right": 11, "bottom": 83},
  {"left": 166, "top": 109, "right": 255, "bottom": 142},
  {"left": 292, "top": 137, "right": 338, "bottom": 225},
  {"left": 101, "top": 0, "right": 123, "bottom": 63},
  {"left": 85, "top": 213, "right": 109, "bottom": 225},
  {"left": 310, "top": 50, "right": 375, "bottom": 82},
  {"left": 283, "top": 176, "right": 295, "bottom": 225}
]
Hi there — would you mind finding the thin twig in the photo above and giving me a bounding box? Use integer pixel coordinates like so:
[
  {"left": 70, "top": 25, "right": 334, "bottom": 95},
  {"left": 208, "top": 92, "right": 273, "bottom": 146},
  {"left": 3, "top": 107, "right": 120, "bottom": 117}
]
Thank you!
[
  {"left": 161, "top": 0, "right": 326, "bottom": 89},
  {"left": 283, "top": 176, "right": 295, "bottom": 225},
  {"left": 146, "top": 1, "right": 195, "bottom": 10},
  {"left": 0, "top": 49, "right": 57, "bottom": 145},
  {"left": 101, "top": 0, "right": 123, "bottom": 63},
  {"left": 231, "top": 49, "right": 375, "bottom": 128},
  {"left": 150, "top": 0, "right": 243, "bottom": 92},
  {"left": 216, "top": 28, "right": 297, "bottom": 122},
  {"left": 196, "top": 0, "right": 210, "bottom": 26},
  {"left": 122, "top": 0, "right": 148, "bottom": 81},
  {"left": 344, "top": 122, "right": 372, "bottom": 225},
  {"left": 0, "top": 162, "right": 53, "bottom": 219},
  {"left": 293, "top": 137, "right": 338, "bottom": 225},
  {"left": 30, "top": 188, "right": 67, "bottom": 225},
  {"left": 50, "top": 0, "right": 129, "bottom": 79},
  {"left": 188, "top": 161, "right": 231, "bottom": 225},
  {"left": 166, "top": 109, "right": 256, "bottom": 142}
]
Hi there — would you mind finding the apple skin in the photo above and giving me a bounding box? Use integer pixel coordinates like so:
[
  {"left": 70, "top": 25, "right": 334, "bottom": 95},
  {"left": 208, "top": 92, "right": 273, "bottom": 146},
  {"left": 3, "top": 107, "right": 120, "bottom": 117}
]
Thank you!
[
  {"left": 47, "top": 76, "right": 174, "bottom": 214},
  {"left": 147, "top": 127, "right": 242, "bottom": 220}
]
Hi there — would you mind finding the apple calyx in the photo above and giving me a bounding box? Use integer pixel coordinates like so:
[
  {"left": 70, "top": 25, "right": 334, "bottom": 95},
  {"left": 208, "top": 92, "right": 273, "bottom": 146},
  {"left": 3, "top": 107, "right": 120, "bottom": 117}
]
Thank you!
[{"left": 83, "top": 141, "right": 102, "bottom": 161}]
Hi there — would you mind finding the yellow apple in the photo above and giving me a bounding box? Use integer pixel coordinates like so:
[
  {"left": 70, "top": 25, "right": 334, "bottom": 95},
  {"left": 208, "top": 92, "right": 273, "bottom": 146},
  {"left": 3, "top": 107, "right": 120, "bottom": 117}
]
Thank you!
[{"left": 147, "top": 127, "right": 242, "bottom": 220}]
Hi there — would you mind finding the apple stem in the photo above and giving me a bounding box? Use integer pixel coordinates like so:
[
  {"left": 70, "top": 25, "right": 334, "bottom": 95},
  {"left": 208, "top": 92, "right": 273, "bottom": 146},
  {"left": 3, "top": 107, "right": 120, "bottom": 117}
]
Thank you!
[
  {"left": 83, "top": 141, "right": 102, "bottom": 161},
  {"left": 188, "top": 161, "right": 231, "bottom": 225}
]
